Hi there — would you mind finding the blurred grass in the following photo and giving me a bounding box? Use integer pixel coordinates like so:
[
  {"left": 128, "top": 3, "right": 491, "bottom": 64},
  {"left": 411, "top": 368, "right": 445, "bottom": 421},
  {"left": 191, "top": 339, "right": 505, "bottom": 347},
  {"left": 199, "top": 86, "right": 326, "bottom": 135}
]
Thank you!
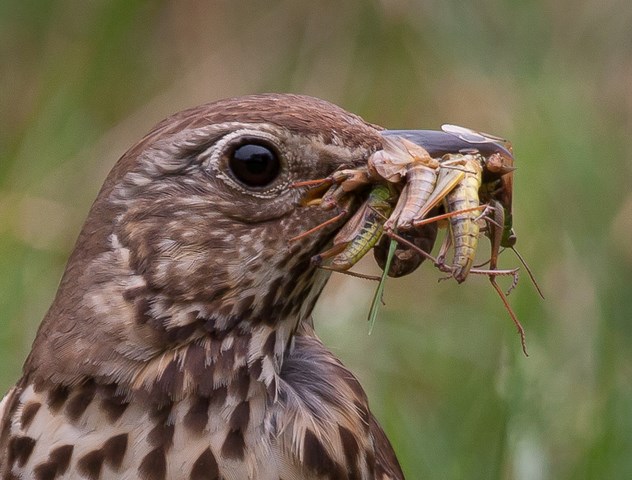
[{"left": 1, "top": 0, "right": 632, "bottom": 478}]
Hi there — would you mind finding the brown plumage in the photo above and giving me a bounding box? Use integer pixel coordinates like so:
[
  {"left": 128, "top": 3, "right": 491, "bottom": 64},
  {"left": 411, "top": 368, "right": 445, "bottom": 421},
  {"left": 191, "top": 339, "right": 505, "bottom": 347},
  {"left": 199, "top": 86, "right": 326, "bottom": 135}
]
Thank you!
[{"left": 0, "top": 94, "right": 406, "bottom": 479}]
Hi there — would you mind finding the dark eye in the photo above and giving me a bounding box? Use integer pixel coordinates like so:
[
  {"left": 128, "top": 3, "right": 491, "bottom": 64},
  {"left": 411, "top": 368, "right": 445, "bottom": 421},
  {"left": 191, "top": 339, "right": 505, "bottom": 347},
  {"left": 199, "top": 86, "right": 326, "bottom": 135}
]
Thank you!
[{"left": 228, "top": 143, "right": 281, "bottom": 187}]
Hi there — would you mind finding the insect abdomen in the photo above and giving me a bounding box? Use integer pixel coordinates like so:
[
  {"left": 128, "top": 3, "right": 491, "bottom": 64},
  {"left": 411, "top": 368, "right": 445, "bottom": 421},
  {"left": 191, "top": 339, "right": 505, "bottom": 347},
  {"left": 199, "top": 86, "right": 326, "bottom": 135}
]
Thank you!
[{"left": 446, "top": 159, "right": 483, "bottom": 283}]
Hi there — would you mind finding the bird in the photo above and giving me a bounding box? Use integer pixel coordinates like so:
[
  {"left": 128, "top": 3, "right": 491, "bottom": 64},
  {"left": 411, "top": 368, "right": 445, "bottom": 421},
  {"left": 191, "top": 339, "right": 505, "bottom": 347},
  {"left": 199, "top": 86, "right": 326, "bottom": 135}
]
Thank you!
[{"left": 0, "top": 94, "right": 410, "bottom": 479}]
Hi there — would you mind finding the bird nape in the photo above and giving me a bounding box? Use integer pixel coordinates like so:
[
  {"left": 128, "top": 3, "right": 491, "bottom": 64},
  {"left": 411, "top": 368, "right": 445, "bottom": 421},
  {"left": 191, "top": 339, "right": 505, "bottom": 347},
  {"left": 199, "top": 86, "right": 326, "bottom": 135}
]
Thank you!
[{"left": 0, "top": 93, "right": 522, "bottom": 479}]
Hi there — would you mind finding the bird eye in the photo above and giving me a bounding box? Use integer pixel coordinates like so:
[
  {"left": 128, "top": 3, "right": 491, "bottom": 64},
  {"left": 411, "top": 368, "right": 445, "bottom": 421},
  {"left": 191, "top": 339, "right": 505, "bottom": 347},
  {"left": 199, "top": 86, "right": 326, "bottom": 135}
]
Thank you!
[{"left": 228, "top": 143, "right": 281, "bottom": 187}]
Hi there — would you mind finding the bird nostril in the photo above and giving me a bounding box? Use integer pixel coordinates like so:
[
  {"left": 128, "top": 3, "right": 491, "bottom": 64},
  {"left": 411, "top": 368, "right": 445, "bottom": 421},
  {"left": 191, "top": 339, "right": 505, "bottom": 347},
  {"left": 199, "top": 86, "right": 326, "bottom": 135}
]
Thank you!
[{"left": 228, "top": 143, "right": 281, "bottom": 187}]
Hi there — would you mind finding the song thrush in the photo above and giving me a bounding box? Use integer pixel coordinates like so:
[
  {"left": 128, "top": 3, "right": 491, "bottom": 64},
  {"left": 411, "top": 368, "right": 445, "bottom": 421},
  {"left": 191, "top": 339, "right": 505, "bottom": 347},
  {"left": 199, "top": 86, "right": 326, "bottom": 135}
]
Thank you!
[{"left": 0, "top": 94, "right": 414, "bottom": 479}]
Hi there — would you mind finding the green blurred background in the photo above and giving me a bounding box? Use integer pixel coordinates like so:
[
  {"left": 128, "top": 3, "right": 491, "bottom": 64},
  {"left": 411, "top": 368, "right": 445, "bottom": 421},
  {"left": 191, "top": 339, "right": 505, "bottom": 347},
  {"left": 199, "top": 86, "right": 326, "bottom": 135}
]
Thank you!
[{"left": 1, "top": 1, "right": 631, "bottom": 478}]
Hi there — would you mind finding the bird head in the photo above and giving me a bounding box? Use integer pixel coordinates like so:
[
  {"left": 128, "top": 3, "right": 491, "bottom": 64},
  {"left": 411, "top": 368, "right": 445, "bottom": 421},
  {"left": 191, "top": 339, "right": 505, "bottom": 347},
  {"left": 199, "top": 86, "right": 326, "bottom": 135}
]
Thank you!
[{"left": 25, "top": 94, "right": 386, "bottom": 391}]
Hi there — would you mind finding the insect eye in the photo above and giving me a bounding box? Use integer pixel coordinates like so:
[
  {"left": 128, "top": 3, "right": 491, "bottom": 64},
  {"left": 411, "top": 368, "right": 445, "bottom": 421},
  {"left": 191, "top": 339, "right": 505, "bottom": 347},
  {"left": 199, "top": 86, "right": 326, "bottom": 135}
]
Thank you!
[{"left": 228, "top": 143, "right": 281, "bottom": 187}]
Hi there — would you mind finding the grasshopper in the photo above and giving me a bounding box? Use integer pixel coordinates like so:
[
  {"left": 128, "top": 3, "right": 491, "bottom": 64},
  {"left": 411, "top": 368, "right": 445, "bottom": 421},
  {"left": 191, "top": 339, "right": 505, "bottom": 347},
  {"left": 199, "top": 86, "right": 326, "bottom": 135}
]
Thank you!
[
  {"left": 444, "top": 157, "right": 483, "bottom": 283},
  {"left": 311, "top": 184, "right": 395, "bottom": 272}
]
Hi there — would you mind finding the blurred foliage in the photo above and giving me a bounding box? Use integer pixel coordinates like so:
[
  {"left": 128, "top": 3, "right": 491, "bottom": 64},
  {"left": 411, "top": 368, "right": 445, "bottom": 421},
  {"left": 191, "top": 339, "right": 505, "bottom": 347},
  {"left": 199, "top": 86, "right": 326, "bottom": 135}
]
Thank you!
[{"left": 1, "top": 0, "right": 632, "bottom": 478}]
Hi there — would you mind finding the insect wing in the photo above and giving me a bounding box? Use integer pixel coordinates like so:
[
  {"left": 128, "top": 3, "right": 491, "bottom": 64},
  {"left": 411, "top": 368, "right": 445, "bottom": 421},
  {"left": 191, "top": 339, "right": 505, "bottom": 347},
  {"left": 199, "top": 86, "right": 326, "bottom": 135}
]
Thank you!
[
  {"left": 441, "top": 124, "right": 514, "bottom": 161},
  {"left": 413, "top": 167, "right": 465, "bottom": 222},
  {"left": 370, "top": 136, "right": 415, "bottom": 182},
  {"left": 399, "top": 137, "right": 434, "bottom": 165},
  {"left": 442, "top": 124, "right": 512, "bottom": 150},
  {"left": 333, "top": 199, "right": 369, "bottom": 245}
]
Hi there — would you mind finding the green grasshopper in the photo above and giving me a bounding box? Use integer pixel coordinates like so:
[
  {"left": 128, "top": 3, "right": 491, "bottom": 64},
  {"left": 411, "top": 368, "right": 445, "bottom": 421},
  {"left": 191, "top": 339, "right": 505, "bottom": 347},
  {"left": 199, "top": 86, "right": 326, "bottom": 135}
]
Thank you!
[
  {"left": 443, "top": 157, "right": 483, "bottom": 283},
  {"left": 312, "top": 184, "right": 394, "bottom": 271}
]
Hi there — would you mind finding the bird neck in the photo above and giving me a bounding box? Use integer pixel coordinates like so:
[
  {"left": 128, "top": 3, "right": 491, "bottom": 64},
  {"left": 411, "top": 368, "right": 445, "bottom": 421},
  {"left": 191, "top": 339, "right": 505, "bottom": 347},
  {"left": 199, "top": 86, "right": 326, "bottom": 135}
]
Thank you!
[
  {"left": 23, "top": 205, "right": 334, "bottom": 403},
  {"left": 24, "top": 247, "right": 331, "bottom": 405},
  {"left": 120, "top": 309, "right": 301, "bottom": 403}
]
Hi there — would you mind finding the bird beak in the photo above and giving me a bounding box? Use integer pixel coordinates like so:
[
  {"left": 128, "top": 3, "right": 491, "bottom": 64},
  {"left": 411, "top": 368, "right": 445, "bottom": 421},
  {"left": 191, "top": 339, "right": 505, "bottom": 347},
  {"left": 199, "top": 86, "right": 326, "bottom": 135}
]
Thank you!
[{"left": 380, "top": 128, "right": 514, "bottom": 165}]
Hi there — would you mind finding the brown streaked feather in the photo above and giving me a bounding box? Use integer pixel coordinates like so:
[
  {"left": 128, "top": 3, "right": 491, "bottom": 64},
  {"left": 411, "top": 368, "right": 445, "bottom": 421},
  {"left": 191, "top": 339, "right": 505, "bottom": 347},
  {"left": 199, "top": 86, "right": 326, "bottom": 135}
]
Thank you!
[
  {"left": 0, "top": 94, "right": 413, "bottom": 479},
  {"left": 370, "top": 414, "right": 405, "bottom": 480}
]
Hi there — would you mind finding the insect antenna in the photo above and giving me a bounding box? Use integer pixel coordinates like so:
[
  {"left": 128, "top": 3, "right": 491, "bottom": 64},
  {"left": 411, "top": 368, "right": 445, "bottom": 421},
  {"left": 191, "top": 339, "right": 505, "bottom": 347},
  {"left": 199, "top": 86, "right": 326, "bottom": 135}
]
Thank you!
[
  {"left": 509, "top": 247, "right": 545, "bottom": 299},
  {"left": 317, "top": 265, "right": 381, "bottom": 281},
  {"left": 439, "top": 156, "right": 478, "bottom": 174}
]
